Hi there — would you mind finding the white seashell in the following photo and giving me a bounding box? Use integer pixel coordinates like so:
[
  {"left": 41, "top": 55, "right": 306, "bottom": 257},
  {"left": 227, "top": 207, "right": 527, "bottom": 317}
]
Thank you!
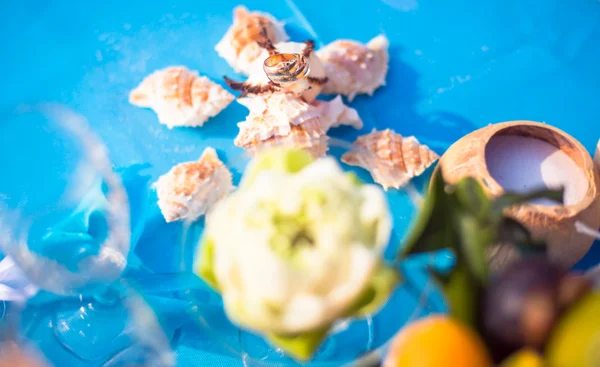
[
  {"left": 227, "top": 41, "right": 328, "bottom": 103},
  {"left": 240, "top": 123, "right": 328, "bottom": 159},
  {"left": 234, "top": 93, "right": 324, "bottom": 148},
  {"left": 154, "top": 147, "right": 233, "bottom": 223},
  {"left": 312, "top": 95, "right": 363, "bottom": 132},
  {"left": 215, "top": 6, "right": 289, "bottom": 75},
  {"left": 342, "top": 129, "right": 439, "bottom": 190},
  {"left": 129, "top": 66, "right": 234, "bottom": 129},
  {"left": 317, "top": 35, "right": 390, "bottom": 101}
]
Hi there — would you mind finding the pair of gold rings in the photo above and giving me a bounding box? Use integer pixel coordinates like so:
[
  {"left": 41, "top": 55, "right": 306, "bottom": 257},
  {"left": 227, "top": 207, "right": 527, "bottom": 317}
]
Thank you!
[{"left": 263, "top": 53, "right": 310, "bottom": 86}]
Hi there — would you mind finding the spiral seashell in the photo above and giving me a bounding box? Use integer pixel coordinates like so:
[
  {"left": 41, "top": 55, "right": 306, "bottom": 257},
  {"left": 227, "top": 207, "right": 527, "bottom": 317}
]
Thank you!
[
  {"left": 317, "top": 35, "right": 389, "bottom": 101},
  {"left": 215, "top": 6, "right": 289, "bottom": 75},
  {"left": 342, "top": 129, "right": 439, "bottom": 190},
  {"left": 129, "top": 66, "right": 234, "bottom": 129},
  {"left": 242, "top": 124, "right": 329, "bottom": 159},
  {"left": 234, "top": 93, "right": 324, "bottom": 148},
  {"left": 311, "top": 95, "right": 363, "bottom": 132},
  {"left": 154, "top": 147, "right": 233, "bottom": 223}
]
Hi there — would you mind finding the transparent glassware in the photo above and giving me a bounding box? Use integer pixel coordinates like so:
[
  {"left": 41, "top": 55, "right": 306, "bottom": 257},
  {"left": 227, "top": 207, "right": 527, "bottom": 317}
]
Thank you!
[
  {"left": 0, "top": 104, "right": 130, "bottom": 295},
  {"left": 175, "top": 137, "right": 451, "bottom": 366},
  {"left": 0, "top": 104, "right": 174, "bottom": 367}
]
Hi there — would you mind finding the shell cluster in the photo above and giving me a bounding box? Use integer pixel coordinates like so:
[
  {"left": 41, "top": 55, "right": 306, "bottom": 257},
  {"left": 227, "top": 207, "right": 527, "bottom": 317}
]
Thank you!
[
  {"left": 154, "top": 147, "right": 233, "bottom": 223},
  {"left": 317, "top": 35, "right": 390, "bottom": 101},
  {"left": 342, "top": 129, "right": 439, "bottom": 190},
  {"left": 216, "top": 9, "right": 393, "bottom": 161},
  {"left": 129, "top": 66, "right": 234, "bottom": 129},
  {"left": 234, "top": 93, "right": 362, "bottom": 158},
  {"left": 130, "top": 6, "right": 429, "bottom": 214}
]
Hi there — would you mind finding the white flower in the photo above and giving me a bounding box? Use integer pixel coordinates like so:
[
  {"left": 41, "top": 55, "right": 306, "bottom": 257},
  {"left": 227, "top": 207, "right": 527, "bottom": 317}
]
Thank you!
[{"left": 196, "top": 150, "right": 393, "bottom": 336}]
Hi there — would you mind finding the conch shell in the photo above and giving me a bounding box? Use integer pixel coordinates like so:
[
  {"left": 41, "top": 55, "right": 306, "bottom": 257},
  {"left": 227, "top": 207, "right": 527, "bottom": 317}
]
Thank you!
[
  {"left": 154, "top": 147, "right": 233, "bottom": 222},
  {"left": 233, "top": 93, "right": 362, "bottom": 156},
  {"left": 215, "top": 6, "right": 289, "bottom": 75},
  {"left": 129, "top": 66, "right": 234, "bottom": 129},
  {"left": 342, "top": 129, "right": 439, "bottom": 190},
  {"left": 318, "top": 35, "right": 389, "bottom": 101},
  {"left": 225, "top": 40, "right": 328, "bottom": 103},
  {"left": 234, "top": 93, "right": 323, "bottom": 147},
  {"left": 312, "top": 95, "right": 363, "bottom": 132},
  {"left": 242, "top": 124, "right": 329, "bottom": 159}
]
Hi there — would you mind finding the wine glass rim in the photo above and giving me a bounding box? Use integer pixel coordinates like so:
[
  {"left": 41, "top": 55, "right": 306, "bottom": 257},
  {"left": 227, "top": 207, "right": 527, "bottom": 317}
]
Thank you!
[{"left": 0, "top": 103, "right": 131, "bottom": 296}]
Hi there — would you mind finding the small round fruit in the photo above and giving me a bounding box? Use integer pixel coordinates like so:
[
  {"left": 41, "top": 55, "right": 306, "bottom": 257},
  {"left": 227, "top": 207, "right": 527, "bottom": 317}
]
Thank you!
[
  {"left": 482, "top": 257, "right": 565, "bottom": 356},
  {"left": 383, "top": 315, "right": 493, "bottom": 367},
  {"left": 499, "top": 349, "right": 544, "bottom": 367},
  {"left": 546, "top": 290, "right": 600, "bottom": 367}
]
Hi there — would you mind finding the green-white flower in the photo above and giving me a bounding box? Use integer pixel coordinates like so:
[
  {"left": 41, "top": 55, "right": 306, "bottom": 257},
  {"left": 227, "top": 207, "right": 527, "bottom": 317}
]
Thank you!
[{"left": 195, "top": 148, "right": 398, "bottom": 360}]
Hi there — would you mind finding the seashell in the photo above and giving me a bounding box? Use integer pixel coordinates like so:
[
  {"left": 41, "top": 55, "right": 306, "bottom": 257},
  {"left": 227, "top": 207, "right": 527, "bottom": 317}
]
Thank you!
[
  {"left": 312, "top": 95, "right": 363, "bottom": 132},
  {"left": 317, "top": 35, "right": 389, "bottom": 101},
  {"left": 154, "top": 147, "right": 233, "bottom": 223},
  {"left": 129, "top": 66, "right": 234, "bottom": 129},
  {"left": 436, "top": 121, "right": 600, "bottom": 269},
  {"left": 234, "top": 93, "right": 324, "bottom": 147},
  {"left": 342, "top": 129, "right": 439, "bottom": 190},
  {"left": 225, "top": 40, "right": 328, "bottom": 103},
  {"left": 241, "top": 123, "right": 329, "bottom": 159},
  {"left": 215, "top": 6, "right": 289, "bottom": 75}
]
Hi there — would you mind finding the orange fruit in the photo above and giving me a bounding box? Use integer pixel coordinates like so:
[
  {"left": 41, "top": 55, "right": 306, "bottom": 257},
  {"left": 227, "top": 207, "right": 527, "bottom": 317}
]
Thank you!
[{"left": 383, "top": 315, "right": 493, "bottom": 367}]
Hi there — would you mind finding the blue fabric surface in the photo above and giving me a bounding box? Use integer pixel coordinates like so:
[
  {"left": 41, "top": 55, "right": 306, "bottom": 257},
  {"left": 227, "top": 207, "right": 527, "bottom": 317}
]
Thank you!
[{"left": 1, "top": 0, "right": 600, "bottom": 366}]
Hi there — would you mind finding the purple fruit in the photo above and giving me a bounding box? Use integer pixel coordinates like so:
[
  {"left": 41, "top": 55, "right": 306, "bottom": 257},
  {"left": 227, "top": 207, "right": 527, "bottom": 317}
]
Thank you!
[{"left": 481, "top": 257, "right": 566, "bottom": 356}]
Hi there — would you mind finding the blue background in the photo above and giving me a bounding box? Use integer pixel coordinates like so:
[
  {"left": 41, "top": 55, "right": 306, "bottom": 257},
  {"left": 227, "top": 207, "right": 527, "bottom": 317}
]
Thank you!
[{"left": 1, "top": 0, "right": 600, "bottom": 365}]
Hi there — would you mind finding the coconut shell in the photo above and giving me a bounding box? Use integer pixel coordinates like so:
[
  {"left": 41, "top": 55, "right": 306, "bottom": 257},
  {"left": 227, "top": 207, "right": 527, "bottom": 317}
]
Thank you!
[
  {"left": 436, "top": 121, "right": 600, "bottom": 268},
  {"left": 595, "top": 139, "right": 600, "bottom": 172}
]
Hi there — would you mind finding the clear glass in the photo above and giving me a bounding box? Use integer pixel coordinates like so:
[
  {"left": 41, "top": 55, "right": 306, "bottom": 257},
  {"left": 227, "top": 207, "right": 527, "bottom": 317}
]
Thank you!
[
  {"left": 176, "top": 137, "right": 449, "bottom": 366},
  {"left": 0, "top": 104, "right": 130, "bottom": 295},
  {"left": 0, "top": 104, "right": 173, "bottom": 367}
]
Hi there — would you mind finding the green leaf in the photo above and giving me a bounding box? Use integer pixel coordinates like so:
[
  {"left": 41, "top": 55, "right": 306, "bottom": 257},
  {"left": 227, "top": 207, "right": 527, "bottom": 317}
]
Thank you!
[
  {"left": 432, "top": 262, "right": 478, "bottom": 328},
  {"left": 267, "top": 327, "right": 329, "bottom": 362},
  {"left": 497, "top": 217, "right": 546, "bottom": 255},
  {"left": 194, "top": 237, "right": 220, "bottom": 291},
  {"left": 454, "top": 177, "right": 490, "bottom": 220},
  {"left": 346, "top": 264, "right": 401, "bottom": 317},
  {"left": 455, "top": 212, "right": 494, "bottom": 284},
  {"left": 490, "top": 188, "right": 564, "bottom": 219},
  {"left": 400, "top": 171, "right": 459, "bottom": 258},
  {"left": 496, "top": 217, "right": 532, "bottom": 245}
]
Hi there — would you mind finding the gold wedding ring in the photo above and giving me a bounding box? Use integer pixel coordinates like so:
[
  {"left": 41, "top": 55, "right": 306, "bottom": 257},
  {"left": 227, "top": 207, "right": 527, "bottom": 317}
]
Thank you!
[{"left": 263, "top": 53, "right": 310, "bottom": 85}]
